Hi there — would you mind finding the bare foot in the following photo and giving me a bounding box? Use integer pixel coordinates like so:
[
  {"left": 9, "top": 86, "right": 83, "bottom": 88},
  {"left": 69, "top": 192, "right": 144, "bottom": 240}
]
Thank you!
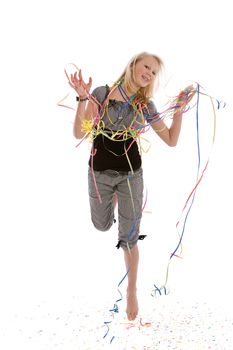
[{"left": 126, "top": 292, "right": 138, "bottom": 321}]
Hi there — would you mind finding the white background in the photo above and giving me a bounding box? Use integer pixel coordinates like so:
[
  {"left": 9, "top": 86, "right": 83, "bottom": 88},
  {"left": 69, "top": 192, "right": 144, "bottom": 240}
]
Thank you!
[{"left": 0, "top": 0, "right": 233, "bottom": 346}]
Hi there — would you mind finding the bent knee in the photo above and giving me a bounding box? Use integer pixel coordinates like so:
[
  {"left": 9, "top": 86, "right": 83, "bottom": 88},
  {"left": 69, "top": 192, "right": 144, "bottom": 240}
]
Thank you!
[{"left": 92, "top": 219, "right": 114, "bottom": 232}]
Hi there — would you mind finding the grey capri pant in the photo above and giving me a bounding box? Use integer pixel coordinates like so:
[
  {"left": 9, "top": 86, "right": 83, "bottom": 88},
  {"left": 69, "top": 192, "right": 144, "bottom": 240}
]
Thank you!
[{"left": 88, "top": 167, "right": 144, "bottom": 250}]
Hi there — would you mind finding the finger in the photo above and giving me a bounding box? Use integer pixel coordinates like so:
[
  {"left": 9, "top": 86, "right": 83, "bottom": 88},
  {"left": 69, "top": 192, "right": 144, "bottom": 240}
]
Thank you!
[
  {"left": 184, "top": 85, "right": 193, "bottom": 92},
  {"left": 87, "top": 77, "right": 92, "bottom": 89},
  {"left": 79, "top": 69, "right": 83, "bottom": 81},
  {"left": 69, "top": 75, "right": 75, "bottom": 87},
  {"left": 187, "top": 91, "right": 196, "bottom": 102},
  {"left": 70, "top": 73, "right": 75, "bottom": 83}
]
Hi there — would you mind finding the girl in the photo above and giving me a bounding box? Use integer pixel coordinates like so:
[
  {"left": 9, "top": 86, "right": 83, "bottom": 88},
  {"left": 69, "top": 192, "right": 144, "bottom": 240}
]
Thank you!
[{"left": 70, "top": 52, "right": 190, "bottom": 321}]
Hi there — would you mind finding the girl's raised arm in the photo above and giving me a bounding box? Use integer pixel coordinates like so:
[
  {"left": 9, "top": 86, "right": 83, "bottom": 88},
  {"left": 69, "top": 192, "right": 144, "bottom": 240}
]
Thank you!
[{"left": 70, "top": 70, "right": 97, "bottom": 139}]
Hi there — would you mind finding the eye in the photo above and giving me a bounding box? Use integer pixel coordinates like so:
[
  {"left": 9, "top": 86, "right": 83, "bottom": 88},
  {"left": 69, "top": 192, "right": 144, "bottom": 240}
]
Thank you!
[
  {"left": 144, "top": 64, "right": 149, "bottom": 69},
  {"left": 152, "top": 71, "right": 156, "bottom": 76}
]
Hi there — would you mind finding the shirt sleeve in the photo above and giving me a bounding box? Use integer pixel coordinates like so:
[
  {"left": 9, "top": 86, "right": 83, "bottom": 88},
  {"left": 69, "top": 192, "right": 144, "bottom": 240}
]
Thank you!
[
  {"left": 91, "top": 86, "right": 108, "bottom": 105},
  {"left": 143, "top": 100, "right": 158, "bottom": 123},
  {"left": 91, "top": 86, "right": 101, "bottom": 103}
]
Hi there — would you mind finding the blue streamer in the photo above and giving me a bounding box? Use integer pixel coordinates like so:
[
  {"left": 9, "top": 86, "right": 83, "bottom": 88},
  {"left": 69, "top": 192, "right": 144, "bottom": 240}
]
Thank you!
[{"left": 170, "top": 84, "right": 201, "bottom": 260}]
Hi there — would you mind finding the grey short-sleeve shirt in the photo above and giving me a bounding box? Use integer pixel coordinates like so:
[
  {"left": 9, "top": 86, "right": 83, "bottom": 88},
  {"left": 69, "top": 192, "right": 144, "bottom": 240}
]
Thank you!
[
  {"left": 91, "top": 86, "right": 157, "bottom": 131},
  {"left": 89, "top": 85, "right": 157, "bottom": 171}
]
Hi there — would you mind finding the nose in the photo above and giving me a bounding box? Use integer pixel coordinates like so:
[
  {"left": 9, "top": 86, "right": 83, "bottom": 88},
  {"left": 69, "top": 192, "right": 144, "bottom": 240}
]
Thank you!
[{"left": 144, "top": 70, "right": 151, "bottom": 79}]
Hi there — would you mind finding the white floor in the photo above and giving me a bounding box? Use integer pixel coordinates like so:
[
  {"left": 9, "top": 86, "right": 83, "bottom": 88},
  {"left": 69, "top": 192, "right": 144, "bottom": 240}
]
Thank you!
[
  {"left": 1, "top": 285, "right": 233, "bottom": 350},
  {"left": 1, "top": 212, "right": 233, "bottom": 350}
]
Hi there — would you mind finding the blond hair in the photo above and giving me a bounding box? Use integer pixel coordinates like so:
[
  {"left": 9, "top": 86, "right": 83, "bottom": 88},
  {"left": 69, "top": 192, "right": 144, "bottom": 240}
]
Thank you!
[{"left": 115, "top": 52, "right": 163, "bottom": 102}]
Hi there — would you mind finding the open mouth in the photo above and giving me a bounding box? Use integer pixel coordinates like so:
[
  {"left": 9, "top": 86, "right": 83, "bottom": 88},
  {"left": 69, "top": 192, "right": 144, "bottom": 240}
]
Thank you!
[{"left": 142, "top": 75, "right": 150, "bottom": 83}]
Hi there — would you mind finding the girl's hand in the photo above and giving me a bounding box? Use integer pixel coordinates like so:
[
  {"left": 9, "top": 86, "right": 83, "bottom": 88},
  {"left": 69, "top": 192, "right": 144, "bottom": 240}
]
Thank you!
[
  {"left": 176, "top": 85, "right": 196, "bottom": 112},
  {"left": 69, "top": 69, "right": 92, "bottom": 98}
]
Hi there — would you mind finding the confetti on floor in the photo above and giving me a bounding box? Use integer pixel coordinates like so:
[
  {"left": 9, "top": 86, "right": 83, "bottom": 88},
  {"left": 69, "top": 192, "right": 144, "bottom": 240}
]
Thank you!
[{"left": 1, "top": 293, "right": 233, "bottom": 350}]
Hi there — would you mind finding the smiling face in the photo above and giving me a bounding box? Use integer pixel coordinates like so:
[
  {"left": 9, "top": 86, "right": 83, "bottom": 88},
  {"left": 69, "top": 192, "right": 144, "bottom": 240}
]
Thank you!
[
  {"left": 133, "top": 55, "right": 160, "bottom": 89},
  {"left": 117, "top": 52, "right": 163, "bottom": 99}
]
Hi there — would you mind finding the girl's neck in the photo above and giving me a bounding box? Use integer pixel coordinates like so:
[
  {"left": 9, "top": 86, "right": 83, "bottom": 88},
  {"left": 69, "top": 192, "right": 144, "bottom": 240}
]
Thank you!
[
  {"left": 108, "top": 85, "right": 133, "bottom": 102},
  {"left": 121, "top": 82, "right": 139, "bottom": 97}
]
